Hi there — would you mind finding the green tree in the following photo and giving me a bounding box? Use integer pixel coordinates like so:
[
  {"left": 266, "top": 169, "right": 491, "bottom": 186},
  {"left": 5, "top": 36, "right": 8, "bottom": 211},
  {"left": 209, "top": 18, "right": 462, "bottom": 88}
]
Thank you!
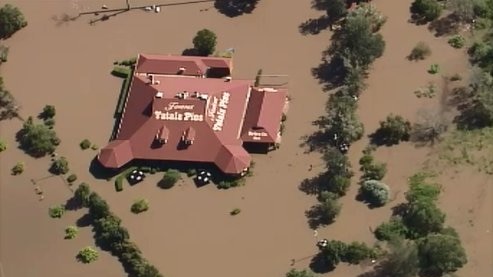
[
  {"left": 418, "top": 234, "right": 467, "bottom": 276},
  {"left": 192, "top": 29, "right": 217, "bottom": 56},
  {"left": 411, "top": 0, "right": 443, "bottom": 22},
  {"left": 41, "top": 105, "right": 56, "bottom": 119},
  {"left": 0, "top": 88, "right": 20, "bottom": 120},
  {"left": 49, "top": 205, "right": 65, "bottom": 218},
  {"left": 336, "top": 10, "right": 386, "bottom": 69},
  {"left": 286, "top": 268, "right": 317, "bottom": 277},
  {"left": 378, "top": 238, "right": 419, "bottom": 277},
  {"left": 342, "top": 241, "right": 377, "bottom": 264},
  {"left": 374, "top": 217, "right": 409, "bottom": 241},
  {"left": 320, "top": 0, "right": 347, "bottom": 25},
  {"left": 403, "top": 201, "right": 445, "bottom": 238},
  {"left": 74, "top": 183, "right": 91, "bottom": 207},
  {"left": 322, "top": 146, "right": 353, "bottom": 177},
  {"left": 49, "top": 156, "right": 69, "bottom": 175},
  {"left": 65, "top": 226, "right": 78, "bottom": 239},
  {"left": 360, "top": 180, "right": 391, "bottom": 207},
  {"left": 77, "top": 246, "right": 99, "bottom": 263},
  {"left": 373, "top": 114, "right": 411, "bottom": 145},
  {"left": 406, "top": 173, "right": 440, "bottom": 203},
  {"left": 320, "top": 240, "right": 348, "bottom": 268},
  {"left": 0, "top": 4, "right": 27, "bottom": 39},
  {"left": 0, "top": 139, "right": 6, "bottom": 152},
  {"left": 11, "top": 161, "right": 24, "bottom": 175},
  {"left": 448, "top": 0, "right": 475, "bottom": 22},
  {"left": 93, "top": 214, "right": 130, "bottom": 251},
  {"left": 311, "top": 191, "right": 342, "bottom": 225},
  {"left": 88, "top": 192, "right": 110, "bottom": 219},
  {"left": 17, "top": 118, "right": 60, "bottom": 157},
  {"left": 158, "top": 169, "right": 181, "bottom": 189},
  {"left": 131, "top": 199, "right": 149, "bottom": 214}
]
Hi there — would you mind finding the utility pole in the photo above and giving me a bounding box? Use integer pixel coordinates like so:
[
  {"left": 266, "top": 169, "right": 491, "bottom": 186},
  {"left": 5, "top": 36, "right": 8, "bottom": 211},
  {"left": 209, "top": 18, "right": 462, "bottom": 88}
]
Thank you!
[{"left": 126, "top": 0, "right": 130, "bottom": 10}]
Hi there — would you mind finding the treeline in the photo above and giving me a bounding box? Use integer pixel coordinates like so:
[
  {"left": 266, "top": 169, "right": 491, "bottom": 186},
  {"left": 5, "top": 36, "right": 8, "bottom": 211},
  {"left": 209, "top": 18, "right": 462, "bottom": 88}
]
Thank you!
[
  {"left": 304, "top": 3, "right": 386, "bottom": 226},
  {"left": 73, "top": 184, "right": 163, "bottom": 277}
]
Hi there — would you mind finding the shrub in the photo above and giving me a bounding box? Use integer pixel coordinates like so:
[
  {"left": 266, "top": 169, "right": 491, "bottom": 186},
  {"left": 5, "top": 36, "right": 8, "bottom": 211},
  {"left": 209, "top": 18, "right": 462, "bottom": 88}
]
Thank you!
[
  {"left": 74, "top": 183, "right": 91, "bottom": 207},
  {"left": 408, "top": 42, "right": 431, "bottom": 60},
  {"left": 115, "top": 176, "right": 124, "bottom": 192},
  {"left": 373, "top": 114, "right": 412, "bottom": 145},
  {"left": 0, "top": 4, "right": 28, "bottom": 39},
  {"left": 406, "top": 173, "right": 440, "bottom": 203},
  {"left": 90, "top": 144, "right": 98, "bottom": 150},
  {"left": 448, "top": 35, "right": 466, "bottom": 49},
  {"left": 50, "top": 156, "right": 69, "bottom": 175},
  {"left": 285, "top": 269, "right": 317, "bottom": 277},
  {"left": 0, "top": 139, "right": 6, "bottom": 152},
  {"left": 329, "top": 175, "right": 351, "bottom": 196},
  {"left": 18, "top": 118, "right": 60, "bottom": 157},
  {"left": 428, "top": 63, "right": 440, "bottom": 74},
  {"left": 131, "top": 199, "right": 149, "bottom": 214},
  {"left": 403, "top": 201, "right": 445, "bottom": 238},
  {"left": 49, "top": 205, "right": 65, "bottom": 218},
  {"left": 449, "top": 73, "right": 462, "bottom": 81},
  {"left": 374, "top": 217, "right": 408, "bottom": 240},
  {"left": 77, "top": 246, "right": 99, "bottom": 263},
  {"left": 67, "top": 174, "right": 77, "bottom": 183},
  {"left": 359, "top": 146, "right": 387, "bottom": 180},
  {"left": 230, "top": 208, "right": 241, "bottom": 215},
  {"left": 158, "top": 169, "right": 181, "bottom": 189},
  {"left": 11, "top": 161, "right": 24, "bottom": 175},
  {"left": 80, "top": 139, "right": 91, "bottom": 150},
  {"left": 411, "top": 0, "right": 442, "bottom": 22},
  {"left": 418, "top": 234, "right": 467, "bottom": 276},
  {"left": 360, "top": 180, "right": 391, "bottom": 207},
  {"left": 192, "top": 29, "right": 217, "bottom": 56},
  {"left": 316, "top": 192, "right": 342, "bottom": 224},
  {"left": 65, "top": 226, "right": 78, "bottom": 239},
  {"left": 217, "top": 180, "right": 231, "bottom": 189},
  {"left": 111, "top": 66, "right": 130, "bottom": 78},
  {"left": 0, "top": 44, "right": 9, "bottom": 62},
  {"left": 41, "top": 105, "right": 56, "bottom": 119},
  {"left": 343, "top": 241, "right": 377, "bottom": 264},
  {"left": 119, "top": 57, "right": 137, "bottom": 66},
  {"left": 44, "top": 118, "right": 55, "bottom": 128},
  {"left": 186, "top": 168, "right": 196, "bottom": 177}
]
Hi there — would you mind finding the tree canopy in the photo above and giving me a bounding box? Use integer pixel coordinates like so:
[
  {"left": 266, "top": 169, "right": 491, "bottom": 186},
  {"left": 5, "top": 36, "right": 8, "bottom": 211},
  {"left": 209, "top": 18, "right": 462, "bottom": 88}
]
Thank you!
[
  {"left": 0, "top": 4, "right": 27, "bottom": 39},
  {"left": 17, "top": 117, "right": 60, "bottom": 157},
  {"left": 286, "top": 268, "right": 317, "bottom": 277},
  {"left": 411, "top": 0, "right": 442, "bottom": 22},
  {"left": 418, "top": 234, "right": 467, "bottom": 276},
  {"left": 193, "top": 29, "right": 218, "bottom": 56}
]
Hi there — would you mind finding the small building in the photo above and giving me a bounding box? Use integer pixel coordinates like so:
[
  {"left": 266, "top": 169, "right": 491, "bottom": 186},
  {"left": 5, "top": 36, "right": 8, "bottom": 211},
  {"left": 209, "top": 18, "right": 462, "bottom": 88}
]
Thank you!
[{"left": 98, "top": 54, "right": 288, "bottom": 175}]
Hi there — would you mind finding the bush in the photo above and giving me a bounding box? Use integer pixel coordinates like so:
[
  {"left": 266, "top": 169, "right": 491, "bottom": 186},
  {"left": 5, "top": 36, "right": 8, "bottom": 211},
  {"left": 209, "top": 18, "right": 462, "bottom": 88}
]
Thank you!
[
  {"left": 131, "top": 199, "right": 149, "bottom": 214},
  {"left": 373, "top": 114, "right": 412, "bottom": 145},
  {"left": 158, "top": 169, "right": 181, "bottom": 189},
  {"left": 0, "top": 4, "right": 27, "bottom": 39},
  {"left": 50, "top": 156, "right": 69, "bottom": 175},
  {"left": 17, "top": 118, "right": 60, "bottom": 157},
  {"left": 111, "top": 66, "right": 130, "bottom": 78},
  {"left": 115, "top": 176, "right": 124, "bottom": 192},
  {"left": 186, "top": 168, "right": 196, "bottom": 177},
  {"left": 80, "top": 139, "right": 91, "bottom": 150},
  {"left": 406, "top": 173, "right": 440, "bottom": 203},
  {"left": 230, "top": 208, "right": 241, "bottom": 215},
  {"left": 329, "top": 175, "right": 351, "bottom": 196},
  {"left": 403, "top": 201, "right": 445, "bottom": 238},
  {"left": 408, "top": 42, "right": 431, "bottom": 60},
  {"left": 428, "top": 63, "right": 440, "bottom": 74},
  {"left": 449, "top": 73, "right": 462, "bottom": 81},
  {"left": 418, "top": 234, "right": 467, "bottom": 276},
  {"left": 49, "top": 205, "right": 65, "bottom": 218},
  {"left": 411, "top": 0, "right": 442, "bottom": 22},
  {"left": 285, "top": 269, "right": 317, "bottom": 277},
  {"left": 119, "top": 57, "right": 137, "bottom": 66},
  {"left": 44, "top": 118, "right": 55, "bottom": 128},
  {"left": 314, "top": 192, "right": 342, "bottom": 224},
  {"left": 448, "top": 35, "right": 466, "bottom": 49},
  {"left": 0, "top": 139, "right": 6, "bottom": 152},
  {"left": 41, "top": 105, "right": 56, "bottom": 119},
  {"left": 343, "top": 241, "right": 377, "bottom": 264},
  {"left": 11, "top": 161, "right": 24, "bottom": 175},
  {"left": 192, "top": 29, "right": 217, "bottom": 56},
  {"left": 67, "top": 174, "right": 77, "bottom": 183},
  {"left": 74, "top": 183, "right": 91, "bottom": 207},
  {"left": 360, "top": 180, "right": 391, "bottom": 207},
  {"left": 91, "top": 144, "right": 98, "bottom": 150},
  {"left": 374, "top": 217, "right": 408, "bottom": 240},
  {"left": 0, "top": 44, "right": 9, "bottom": 62},
  {"left": 77, "top": 246, "right": 99, "bottom": 263},
  {"left": 359, "top": 146, "right": 387, "bottom": 181},
  {"left": 65, "top": 226, "right": 78, "bottom": 239}
]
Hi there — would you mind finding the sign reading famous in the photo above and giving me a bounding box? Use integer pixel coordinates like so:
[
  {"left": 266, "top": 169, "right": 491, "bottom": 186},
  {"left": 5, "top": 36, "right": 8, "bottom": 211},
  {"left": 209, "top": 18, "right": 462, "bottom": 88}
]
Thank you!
[{"left": 154, "top": 101, "right": 203, "bottom": 122}]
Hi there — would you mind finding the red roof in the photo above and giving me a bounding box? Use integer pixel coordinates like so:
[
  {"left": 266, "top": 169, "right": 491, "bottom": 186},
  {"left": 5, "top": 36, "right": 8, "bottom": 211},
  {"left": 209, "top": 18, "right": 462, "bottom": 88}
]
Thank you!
[
  {"left": 136, "top": 54, "right": 231, "bottom": 76},
  {"left": 99, "top": 54, "right": 287, "bottom": 174},
  {"left": 241, "top": 88, "right": 287, "bottom": 143}
]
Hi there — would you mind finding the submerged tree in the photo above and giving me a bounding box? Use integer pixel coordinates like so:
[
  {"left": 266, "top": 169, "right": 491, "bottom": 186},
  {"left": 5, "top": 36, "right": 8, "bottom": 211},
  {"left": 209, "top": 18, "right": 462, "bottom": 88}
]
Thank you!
[
  {"left": 17, "top": 117, "right": 60, "bottom": 157},
  {"left": 418, "top": 234, "right": 467, "bottom": 276},
  {"left": 192, "top": 29, "right": 217, "bottom": 56},
  {"left": 0, "top": 4, "right": 27, "bottom": 39},
  {"left": 0, "top": 89, "right": 20, "bottom": 120}
]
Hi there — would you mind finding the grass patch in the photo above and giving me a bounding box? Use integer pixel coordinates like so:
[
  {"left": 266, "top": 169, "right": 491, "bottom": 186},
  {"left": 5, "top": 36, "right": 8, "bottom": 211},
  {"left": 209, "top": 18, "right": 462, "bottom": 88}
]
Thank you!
[{"left": 435, "top": 127, "right": 493, "bottom": 174}]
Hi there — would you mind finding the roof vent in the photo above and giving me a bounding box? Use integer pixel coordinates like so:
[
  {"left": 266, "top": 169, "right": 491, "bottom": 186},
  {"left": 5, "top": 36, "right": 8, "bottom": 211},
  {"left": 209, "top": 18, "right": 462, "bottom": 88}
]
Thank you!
[
  {"left": 155, "top": 91, "right": 164, "bottom": 98},
  {"left": 178, "top": 67, "right": 186, "bottom": 74},
  {"left": 198, "top": 93, "right": 208, "bottom": 100},
  {"left": 225, "top": 76, "right": 232, "bottom": 82}
]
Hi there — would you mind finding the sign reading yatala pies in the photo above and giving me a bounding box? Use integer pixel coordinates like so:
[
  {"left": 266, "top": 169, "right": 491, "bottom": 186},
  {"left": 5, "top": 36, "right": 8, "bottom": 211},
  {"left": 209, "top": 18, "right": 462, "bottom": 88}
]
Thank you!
[
  {"left": 154, "top": 102, "right": 204, "bottom": 121},
  {"left": 209, "top": 92, "right": 230, "bottom": 132}
]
